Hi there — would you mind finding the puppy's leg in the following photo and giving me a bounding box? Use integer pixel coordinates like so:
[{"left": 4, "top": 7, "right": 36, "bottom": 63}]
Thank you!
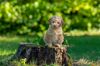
[
  {"left": 46, "top": 43, "right": 52, "bottom": 47},
  {"left": 57, "top": 34, "right": 64, "bottom": 45},
  {"left": 44, "top": 33, "right": 53, "bottom": 47}
]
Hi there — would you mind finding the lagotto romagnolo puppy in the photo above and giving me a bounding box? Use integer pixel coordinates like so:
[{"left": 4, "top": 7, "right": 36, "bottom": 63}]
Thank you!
[{"left": 44, "top": 16, "right": 64, "bottom": 47}]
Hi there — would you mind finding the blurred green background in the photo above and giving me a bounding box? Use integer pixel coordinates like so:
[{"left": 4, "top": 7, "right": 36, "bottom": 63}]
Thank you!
[
  {"left": 0, "top": 0, "right": 100, "bottom": 66},
  {"left": 0, "top": 0, "right": 100, "bottom": 36}
]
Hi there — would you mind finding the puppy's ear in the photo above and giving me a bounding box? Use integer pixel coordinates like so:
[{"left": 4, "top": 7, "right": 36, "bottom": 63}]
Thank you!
[
  {"left": 61, "top": 19, "right": 64, "bottom": 25},
  {"left": 59, "top": 19, "right": 64, "bottom": 26}
]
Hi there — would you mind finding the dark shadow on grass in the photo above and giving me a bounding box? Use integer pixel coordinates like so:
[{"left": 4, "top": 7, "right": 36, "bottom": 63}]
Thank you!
[{"left": 64, "top": 35, "right": 100, "bottom": 61}]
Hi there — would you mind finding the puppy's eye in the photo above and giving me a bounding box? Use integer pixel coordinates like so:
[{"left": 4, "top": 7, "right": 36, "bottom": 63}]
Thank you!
[
  {"left": 52, "top": 21, "right": 55, "bottom": 23},
  {"left": 57, "top": 22, "right": 60, "bottom": 24}
]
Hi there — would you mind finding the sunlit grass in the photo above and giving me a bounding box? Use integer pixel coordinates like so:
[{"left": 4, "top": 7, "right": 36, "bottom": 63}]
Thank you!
[
  {"left": 0, "top": 36, "right": 25, "bottom": 42},
  {"left": 74, "top": 58, "right": 100, "bottom": 66},
  {"left": 65, "top": 29, "right": 100, "bottom": 36}
]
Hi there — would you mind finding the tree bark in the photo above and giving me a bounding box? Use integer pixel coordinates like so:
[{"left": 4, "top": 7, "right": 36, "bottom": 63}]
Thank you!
[{"left": 13, "top": 43, "right": 71, "bottom": 66}]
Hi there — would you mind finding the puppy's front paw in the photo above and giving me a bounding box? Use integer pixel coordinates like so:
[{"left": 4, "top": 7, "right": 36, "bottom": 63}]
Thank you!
[
  {"left": 53, "top": 44, "right": 61, "bottom": 48},
  {"left": 45, "top": 44, "right": 52, "bottom": 47}
]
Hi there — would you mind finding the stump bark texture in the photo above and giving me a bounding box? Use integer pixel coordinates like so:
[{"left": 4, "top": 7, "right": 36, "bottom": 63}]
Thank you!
[{"left": 13, "top": 43, "right": 70, "bottom": 66}]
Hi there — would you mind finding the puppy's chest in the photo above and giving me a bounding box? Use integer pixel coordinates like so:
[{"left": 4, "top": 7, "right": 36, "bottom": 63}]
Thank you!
[{"left": 51, "top": 31, "right": 62, "bottom": 40}]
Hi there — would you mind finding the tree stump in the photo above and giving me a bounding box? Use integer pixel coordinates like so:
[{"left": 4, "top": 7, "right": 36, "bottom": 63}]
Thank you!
[{"left": 13, "top": 43, "right": 71, "bottom": 66}]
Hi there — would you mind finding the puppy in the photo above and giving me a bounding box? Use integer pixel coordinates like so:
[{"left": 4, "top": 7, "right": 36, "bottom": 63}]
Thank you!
[{"left": 44, "top": 16, "right": 64, "bottom": 47}]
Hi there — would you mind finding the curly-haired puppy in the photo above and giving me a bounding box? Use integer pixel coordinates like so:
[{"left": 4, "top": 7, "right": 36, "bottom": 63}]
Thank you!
[{"left": 44, "top": 16, "right": 64, "bottom": 47}]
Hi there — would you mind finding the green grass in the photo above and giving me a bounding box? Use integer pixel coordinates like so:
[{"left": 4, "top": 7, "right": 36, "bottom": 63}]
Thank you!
[
  {"left": 65, "top": 36, "right": 100, "bottom": 61},
  {"left": 0, "top": 35, "right": 100, "bottom": 66},
  {"left": 0, "top": 36, "right": 22, "bottom": 61}
]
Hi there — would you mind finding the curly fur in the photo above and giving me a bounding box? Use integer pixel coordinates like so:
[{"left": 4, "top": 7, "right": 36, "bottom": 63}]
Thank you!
[{"left": 44, "top": 16, "right": 64, "bottom": 47}]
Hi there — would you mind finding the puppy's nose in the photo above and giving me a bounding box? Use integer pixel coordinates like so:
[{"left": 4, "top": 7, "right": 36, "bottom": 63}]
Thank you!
[{"left": 53, "top": 23, "right": 57, "bottom": 26}]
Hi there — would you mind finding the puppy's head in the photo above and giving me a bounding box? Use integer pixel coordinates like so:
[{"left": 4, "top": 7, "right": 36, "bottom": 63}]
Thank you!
[{"left": 49, "top": 16, "right": 63, "bottom": 29}]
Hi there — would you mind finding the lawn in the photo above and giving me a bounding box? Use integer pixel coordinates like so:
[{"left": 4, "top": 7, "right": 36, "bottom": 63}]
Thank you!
[{"left": 0, "top": 35, "right": 100, "bottom": 66}]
